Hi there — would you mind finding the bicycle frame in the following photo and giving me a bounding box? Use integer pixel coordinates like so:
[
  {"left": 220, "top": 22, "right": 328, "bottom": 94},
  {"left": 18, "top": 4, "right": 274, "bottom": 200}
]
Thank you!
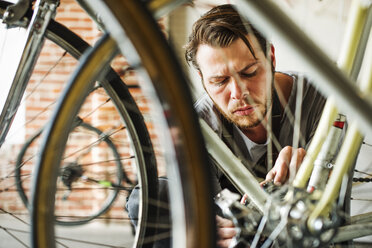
[{"left": 0, "top": 0, "right": 58, "bottom": 147}]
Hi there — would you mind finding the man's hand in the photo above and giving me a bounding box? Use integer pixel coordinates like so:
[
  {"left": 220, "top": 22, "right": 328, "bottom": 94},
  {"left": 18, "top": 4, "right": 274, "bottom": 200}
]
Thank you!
[
  {"left": 263, "top": 146, "right": 306, "bottom": 186},
  {"left": 216, "top": 215, "right": 236, "bottom": 248}
]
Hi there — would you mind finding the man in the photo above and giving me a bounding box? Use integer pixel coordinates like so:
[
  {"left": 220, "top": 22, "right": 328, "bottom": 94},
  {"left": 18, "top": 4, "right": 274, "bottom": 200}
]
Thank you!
[
  {"left": 127, "top": 4, "right": 326, "bottom": 248},
  {"left": 185, "top": 4, "right": 325, "bottom": 247}
]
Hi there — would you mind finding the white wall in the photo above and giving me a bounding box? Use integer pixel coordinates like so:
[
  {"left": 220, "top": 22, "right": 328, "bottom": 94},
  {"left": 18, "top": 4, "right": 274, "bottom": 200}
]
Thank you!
[
  {"left": 0, "top": 24, "right": 27, "bottom": 145},
  {"left": 272, "top": 0, "right": 350, "bottom": 72}
]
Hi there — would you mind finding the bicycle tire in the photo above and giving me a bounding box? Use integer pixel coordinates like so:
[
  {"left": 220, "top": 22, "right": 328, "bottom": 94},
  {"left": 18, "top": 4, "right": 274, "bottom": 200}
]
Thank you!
[
  {"left": 32, "top": 33, "right": 162, "bottom": 248},
  {"left": 31, "top": 1, "right": 216, "bottom": 247},
  {"left": 15, "top": 117, "right": 128, "bottom": 226}
]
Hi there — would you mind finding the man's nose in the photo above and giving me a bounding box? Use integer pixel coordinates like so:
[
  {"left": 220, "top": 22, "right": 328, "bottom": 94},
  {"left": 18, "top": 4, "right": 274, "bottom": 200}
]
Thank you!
[{"left": 230, "top": 78, "right": 247, "bottom": 100}]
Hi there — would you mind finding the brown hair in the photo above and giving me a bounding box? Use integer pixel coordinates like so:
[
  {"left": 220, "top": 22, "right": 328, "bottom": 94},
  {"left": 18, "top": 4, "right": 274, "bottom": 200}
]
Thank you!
[{"left": 185, "top": 4, "right": 267, "bottom": 72}]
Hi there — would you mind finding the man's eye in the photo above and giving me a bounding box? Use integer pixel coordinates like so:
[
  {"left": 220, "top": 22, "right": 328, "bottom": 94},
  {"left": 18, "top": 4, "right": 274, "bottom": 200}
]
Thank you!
[
  {"left": 212, "top": 78, "right": 228, "bottom": 86},
  {"left": 240, "top": 70, "right": 257, "bottom": 78}
]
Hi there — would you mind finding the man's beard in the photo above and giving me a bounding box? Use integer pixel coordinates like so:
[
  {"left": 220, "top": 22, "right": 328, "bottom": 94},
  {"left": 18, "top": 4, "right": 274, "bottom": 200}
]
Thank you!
[{"left": 215, "top": 97, "right": 271, "bottom": 129}]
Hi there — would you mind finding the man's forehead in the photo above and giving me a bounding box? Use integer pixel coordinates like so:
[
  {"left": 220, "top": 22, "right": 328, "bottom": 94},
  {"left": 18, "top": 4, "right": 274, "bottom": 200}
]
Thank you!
[{"left": 196, "top": 41, "right": 258, "bottom": 75}]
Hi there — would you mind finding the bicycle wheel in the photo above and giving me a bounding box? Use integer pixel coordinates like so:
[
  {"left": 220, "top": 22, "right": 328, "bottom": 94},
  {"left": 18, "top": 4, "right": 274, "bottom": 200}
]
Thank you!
[
  {"left": 33, "top": 33, "right": 164, "bottom": 246},
  {"left": 15, "top": 117, "right": 131, "bottom": 226},
  {"left": 8, "top": 19, "right": 138, "bottom": 226},
  {"left": 0, "top": 6, "right": 159, "bottom": 247},
  {"left": 32, "top": 1, "right": 216, "bottom": 248}
]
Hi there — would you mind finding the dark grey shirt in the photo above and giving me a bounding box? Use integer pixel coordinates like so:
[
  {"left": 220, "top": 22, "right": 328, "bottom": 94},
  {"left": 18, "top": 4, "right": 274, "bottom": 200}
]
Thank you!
[{"left": 194, "top": 72, "right": 326, "bottom": 194}]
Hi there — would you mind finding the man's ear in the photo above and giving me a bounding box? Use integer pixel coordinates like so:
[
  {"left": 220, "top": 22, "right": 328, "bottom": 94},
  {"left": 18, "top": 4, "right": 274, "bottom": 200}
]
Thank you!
[{"left": 270, "top": 44, "right": 276, "bottom": 69}]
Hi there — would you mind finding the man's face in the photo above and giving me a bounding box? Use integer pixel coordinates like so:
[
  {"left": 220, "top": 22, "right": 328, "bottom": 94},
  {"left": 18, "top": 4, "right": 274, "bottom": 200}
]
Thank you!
[{"left": 196, "top": 35, "right": 273, "bottom": 130}]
